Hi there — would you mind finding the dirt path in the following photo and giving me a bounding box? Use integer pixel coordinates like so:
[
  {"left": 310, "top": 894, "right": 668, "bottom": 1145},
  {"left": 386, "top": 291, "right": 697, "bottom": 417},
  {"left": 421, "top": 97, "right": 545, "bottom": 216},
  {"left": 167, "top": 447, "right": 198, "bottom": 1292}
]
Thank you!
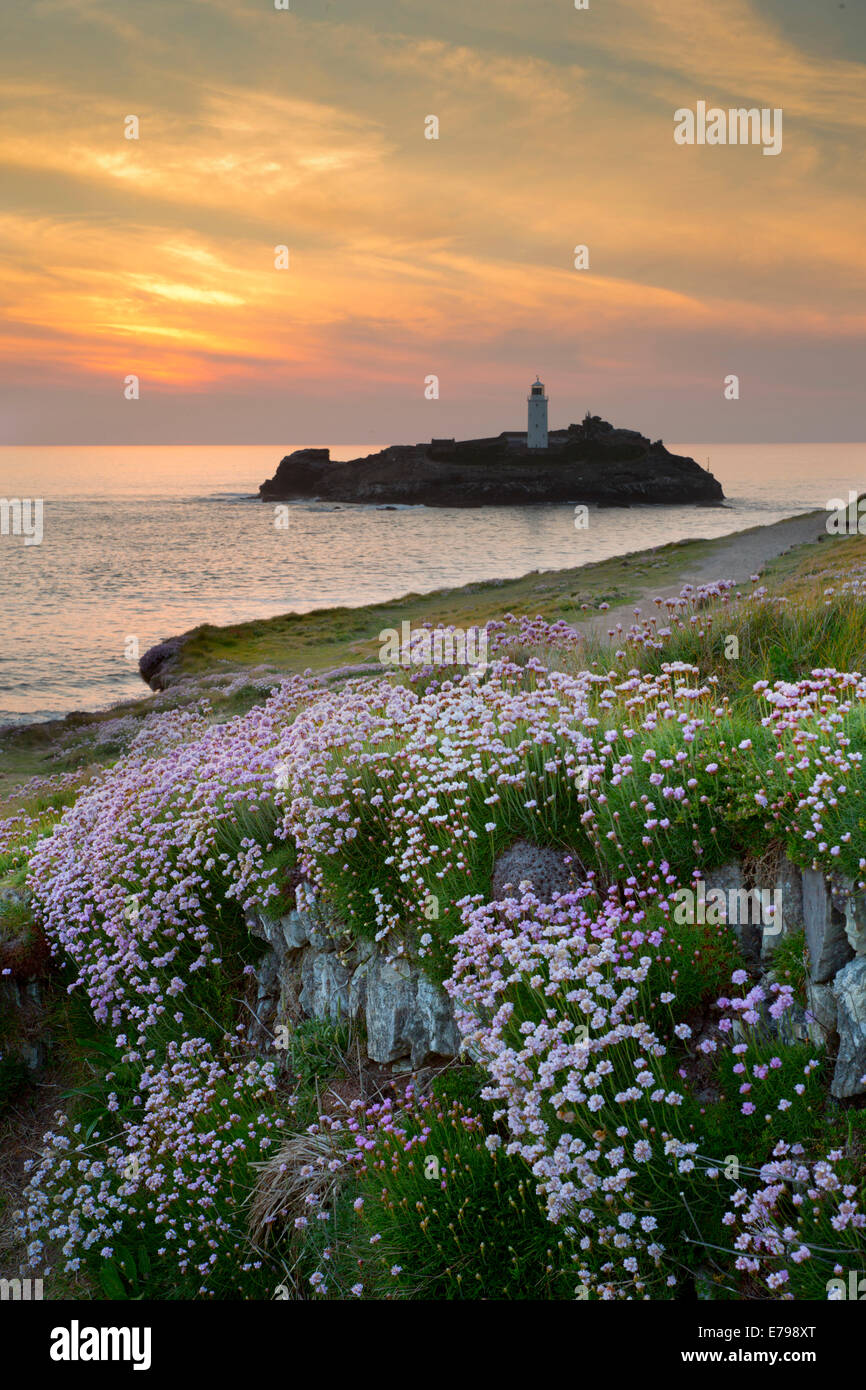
[{"left": 582, "top": 508, "right": 830, "bottom": 640}]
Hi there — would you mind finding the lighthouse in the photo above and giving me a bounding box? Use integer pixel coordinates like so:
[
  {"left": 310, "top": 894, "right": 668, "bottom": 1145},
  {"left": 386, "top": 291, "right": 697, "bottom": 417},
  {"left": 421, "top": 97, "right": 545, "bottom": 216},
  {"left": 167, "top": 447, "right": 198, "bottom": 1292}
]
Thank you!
[{"left": 527, "top": 376, "right": 548, "bottom": 450}]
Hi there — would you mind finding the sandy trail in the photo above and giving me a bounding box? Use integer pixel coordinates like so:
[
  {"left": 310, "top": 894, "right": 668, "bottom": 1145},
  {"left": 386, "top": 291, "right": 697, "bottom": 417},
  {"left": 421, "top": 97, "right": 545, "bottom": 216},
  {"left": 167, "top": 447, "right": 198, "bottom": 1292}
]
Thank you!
[{"left": 583, "top": 507, "right": 831, "bottom": 641}]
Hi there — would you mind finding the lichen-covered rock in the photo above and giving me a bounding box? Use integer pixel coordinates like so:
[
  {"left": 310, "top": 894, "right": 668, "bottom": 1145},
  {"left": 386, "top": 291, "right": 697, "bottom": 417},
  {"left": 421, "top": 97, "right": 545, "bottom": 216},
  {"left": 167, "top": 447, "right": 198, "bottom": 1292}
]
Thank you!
[
  {"left": 802, "top": 869, "right": 854, "bottom": 983},
  {"left": 831, "top": 957, "right": 866, "bottom": 1098},
  {"left": 491, "top": 839, "right": 578, "bottom": 902}
]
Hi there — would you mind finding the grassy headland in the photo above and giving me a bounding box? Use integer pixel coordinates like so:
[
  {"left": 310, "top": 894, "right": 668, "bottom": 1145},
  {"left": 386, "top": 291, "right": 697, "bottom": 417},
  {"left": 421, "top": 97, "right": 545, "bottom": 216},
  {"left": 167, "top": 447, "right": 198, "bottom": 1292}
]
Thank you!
[{"left": 2, "top": 512, "right": 866, "bottom": 1302}]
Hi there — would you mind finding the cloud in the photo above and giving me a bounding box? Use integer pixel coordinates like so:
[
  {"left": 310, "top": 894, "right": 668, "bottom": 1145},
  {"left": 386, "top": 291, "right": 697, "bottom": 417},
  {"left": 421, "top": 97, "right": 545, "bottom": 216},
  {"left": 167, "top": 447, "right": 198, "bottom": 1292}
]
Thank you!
[{"left": 0, "top": 0, "right": 864, "bottom": 439}]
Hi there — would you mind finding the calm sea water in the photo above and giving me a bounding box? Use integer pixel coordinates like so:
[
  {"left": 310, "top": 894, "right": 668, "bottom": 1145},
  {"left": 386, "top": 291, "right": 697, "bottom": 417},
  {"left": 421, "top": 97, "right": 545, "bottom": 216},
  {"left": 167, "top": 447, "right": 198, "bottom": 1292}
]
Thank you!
[{"left": 0, "top": 443, "right": 863, "bottom": 725}]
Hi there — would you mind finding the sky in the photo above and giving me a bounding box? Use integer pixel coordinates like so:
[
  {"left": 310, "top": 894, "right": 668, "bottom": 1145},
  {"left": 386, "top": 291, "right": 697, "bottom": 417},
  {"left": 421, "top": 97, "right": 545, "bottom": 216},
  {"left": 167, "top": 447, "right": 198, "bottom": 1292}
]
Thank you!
[{"left": 1, "top": 0, "right": 864, "bottom": 445}]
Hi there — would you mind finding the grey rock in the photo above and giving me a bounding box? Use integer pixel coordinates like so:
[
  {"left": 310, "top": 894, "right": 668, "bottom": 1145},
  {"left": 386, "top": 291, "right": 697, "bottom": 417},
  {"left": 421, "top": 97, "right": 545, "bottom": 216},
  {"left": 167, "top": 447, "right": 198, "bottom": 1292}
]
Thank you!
[
  {"left": 281, "top": 909, "right": 312, "bottom": 951},
  {"left": 773, "top": 1002, "right": 811, "bottom": 1045},
  {"left": 349, "top": 960, "right": 368, "bottom": 1021},
  {"left": 843, "top": 895, "right": 866, "bottom": 957},
  {"left": 355, "top": 937, "right": 375, "bottom": 963},
  {"left": 255, "top": 950, "right": 279, "bottom": 1005},
  {"left": 248, "top": 904, "right": 320, "bottom": 956},
  {"left": 492, "top": 839, "right": 579, "bottom": 902},
  {"left": 701, "top": 862, "right": 761, "bottom": 965},
  {"left": 364, "top": 956, "right": 460, "bottom": 1067},
  {"left": 805, "top": 978, "right": 837, "bottom": 1045},
  {"left": 16, "top": 1040, "right": 44, "bottom": 1071},
  {"left": 831, "top": 958, "right": 866, "bottom": 1098},
  {"left": 299, "top": 952, "right": 350, "bottom": 1022},
  {"left": 829, "top": 871, "right": 856, "bottom": 916},
  {"left": 802, "top": 870, "right": 854, "bottom": 983},
  {"left": 250, "top": 901, "right": 460, "bottom": 1070}
]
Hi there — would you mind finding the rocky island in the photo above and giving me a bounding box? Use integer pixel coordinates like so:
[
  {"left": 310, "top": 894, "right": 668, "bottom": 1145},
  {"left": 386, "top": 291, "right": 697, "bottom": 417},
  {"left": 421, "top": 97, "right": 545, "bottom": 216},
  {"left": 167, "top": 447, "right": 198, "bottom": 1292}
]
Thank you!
[{"left": 259, "top": 410, "right": 724, "bottom": 509}]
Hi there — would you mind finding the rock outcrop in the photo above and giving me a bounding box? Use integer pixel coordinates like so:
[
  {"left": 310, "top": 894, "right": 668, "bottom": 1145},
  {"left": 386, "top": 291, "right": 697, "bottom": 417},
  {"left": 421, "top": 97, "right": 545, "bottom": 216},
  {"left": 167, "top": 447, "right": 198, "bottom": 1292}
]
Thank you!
[
  {"left": 246, "top": 901, "right": 459, "bottom": 1070},
  {"left": 258, "top": 418, "right": 724, "bottom": 508},
  {"left": 138, "top": 636, "right": 187, "bottom": 692},
  {"left": 246, "top": 854, "right": 866, "bottom": 1099}
]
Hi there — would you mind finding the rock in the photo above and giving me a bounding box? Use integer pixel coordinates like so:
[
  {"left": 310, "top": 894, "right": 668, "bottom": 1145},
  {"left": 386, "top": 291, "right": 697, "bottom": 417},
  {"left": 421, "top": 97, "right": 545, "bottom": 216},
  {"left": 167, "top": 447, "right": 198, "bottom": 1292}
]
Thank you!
[
  {"left": 258, "top": 423, "right": 725, "bottom": 509},
  {"left": 281, "top": 909, "right": 312, "bottom": 951},
  {"left": 349, "top": 959, "right": 368, "bottom": 1020},
  {"left": 702, "top": 862, "right": 762, "bottom": 965},
  {"left": 256, "top": 950, "right": 279, "bottom": 1003},
  {"left": 248, "top": 905, "right": 316, "bottom": 954},
  {"left": 138, "top": 637, "right": 186, "bottom": 691},
  {"left": 831, "top": 958, "right": 866, "bottom": 1098},
  {"left": 760, "top": 857, "right": 803, "bottom": 964},
  {"left": 843, "top": 896, "right": 866, "bottom": 957},
  {"left": 805, "top": 979, "right": 837, "bottom": 1045},
  {"left": 492, "top": 840, "right": 578, "bottom": 902},
  {"left": 7, "top": 1039, "right": 45, "bottom": 1071},
  {"left": 802, "top": 870, "right": 854, "bottom": 983},
  {"left": 299, "top": 952, "right": 351, "bottom": 1022},
  {"left": 363, "top": 955, "right": 461, "bottom": 1067},
  {"left": 247, "top": 897, "right": 466, "bottom": 1069}
]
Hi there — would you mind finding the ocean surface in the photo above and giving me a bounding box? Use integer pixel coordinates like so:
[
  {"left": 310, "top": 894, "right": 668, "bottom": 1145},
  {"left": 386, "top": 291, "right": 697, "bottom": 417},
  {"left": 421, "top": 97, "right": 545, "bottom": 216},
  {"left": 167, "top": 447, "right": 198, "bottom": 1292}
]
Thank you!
[{"left": 1, "top": 443, "right": 863, "bottom": 726}]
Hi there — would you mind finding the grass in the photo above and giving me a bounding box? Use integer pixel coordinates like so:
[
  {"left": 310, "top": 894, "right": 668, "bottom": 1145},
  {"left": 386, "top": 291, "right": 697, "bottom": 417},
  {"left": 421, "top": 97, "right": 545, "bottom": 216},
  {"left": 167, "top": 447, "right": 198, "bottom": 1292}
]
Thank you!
[{"left": 164, "top": 532, "right": 738, "bottom": 678}]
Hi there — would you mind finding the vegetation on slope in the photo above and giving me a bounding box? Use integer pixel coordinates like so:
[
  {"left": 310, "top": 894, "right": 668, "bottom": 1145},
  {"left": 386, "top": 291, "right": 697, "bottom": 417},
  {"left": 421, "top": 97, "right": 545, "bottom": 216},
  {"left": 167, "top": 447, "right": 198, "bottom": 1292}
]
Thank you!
[{"left": 2, "top": 524, "right": 866, "bottom": 1300}]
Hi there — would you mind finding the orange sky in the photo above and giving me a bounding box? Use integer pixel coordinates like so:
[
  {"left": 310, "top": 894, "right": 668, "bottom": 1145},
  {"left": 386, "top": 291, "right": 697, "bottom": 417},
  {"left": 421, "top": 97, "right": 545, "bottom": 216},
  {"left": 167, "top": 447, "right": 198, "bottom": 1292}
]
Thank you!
[{"left": 1, "top": 0, "right": 864, "bottom": 443}]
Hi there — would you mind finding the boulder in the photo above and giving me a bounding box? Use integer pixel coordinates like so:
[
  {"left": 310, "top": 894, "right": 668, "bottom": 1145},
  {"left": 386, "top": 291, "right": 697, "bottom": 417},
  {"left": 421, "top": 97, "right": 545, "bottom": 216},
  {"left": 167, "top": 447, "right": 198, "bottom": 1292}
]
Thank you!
[{"left": 492, "top": 840, "right": 578, "bottom": 902}]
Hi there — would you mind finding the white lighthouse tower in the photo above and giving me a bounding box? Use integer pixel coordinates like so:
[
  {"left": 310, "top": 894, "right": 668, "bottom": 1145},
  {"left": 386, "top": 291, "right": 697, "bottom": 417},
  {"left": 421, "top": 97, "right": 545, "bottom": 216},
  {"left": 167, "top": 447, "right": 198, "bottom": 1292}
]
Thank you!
[{"left": 527, "top": 376, "right": 548, "bottom": 450}]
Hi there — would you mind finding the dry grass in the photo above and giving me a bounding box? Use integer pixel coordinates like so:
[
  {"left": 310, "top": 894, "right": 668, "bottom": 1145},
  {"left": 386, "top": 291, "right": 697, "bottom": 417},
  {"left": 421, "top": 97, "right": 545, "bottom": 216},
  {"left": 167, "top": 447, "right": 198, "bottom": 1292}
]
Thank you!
[{"left": 247, "top": 1128, "right": 351, "bottom": 1247}]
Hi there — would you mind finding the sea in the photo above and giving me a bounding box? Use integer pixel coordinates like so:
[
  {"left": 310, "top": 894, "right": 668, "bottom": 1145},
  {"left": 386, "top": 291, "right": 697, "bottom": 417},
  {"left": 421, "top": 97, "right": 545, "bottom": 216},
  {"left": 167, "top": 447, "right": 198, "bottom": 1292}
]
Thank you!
[{"left": 0, "top": 443, "right": 863, "bottom": 726}]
